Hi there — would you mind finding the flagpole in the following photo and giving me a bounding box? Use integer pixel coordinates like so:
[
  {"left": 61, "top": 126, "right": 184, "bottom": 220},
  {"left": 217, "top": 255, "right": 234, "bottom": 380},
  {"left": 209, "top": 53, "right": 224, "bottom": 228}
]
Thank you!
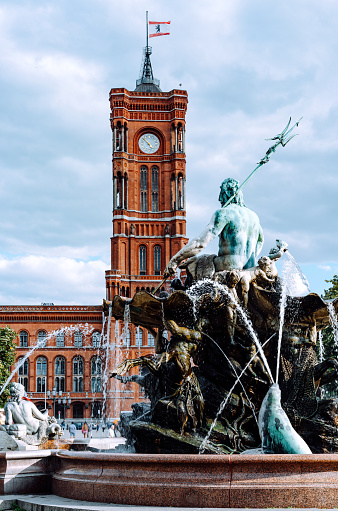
[{"left": 146, "top": 11, "right": 149, "bottom": 48}]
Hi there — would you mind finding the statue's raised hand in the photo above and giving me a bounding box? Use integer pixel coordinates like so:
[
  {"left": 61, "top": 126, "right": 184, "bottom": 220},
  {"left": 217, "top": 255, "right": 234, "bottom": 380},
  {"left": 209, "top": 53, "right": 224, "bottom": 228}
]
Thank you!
[{"left": 163, "top": 261, "right": 178, "bottom": 279}]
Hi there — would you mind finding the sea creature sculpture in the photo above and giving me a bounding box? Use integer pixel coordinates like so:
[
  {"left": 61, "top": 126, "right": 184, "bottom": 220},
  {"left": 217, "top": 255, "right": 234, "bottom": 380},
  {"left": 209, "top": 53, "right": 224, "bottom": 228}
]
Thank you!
[{"left": 258, "top": 383, "right": 312, "bottom": 454}]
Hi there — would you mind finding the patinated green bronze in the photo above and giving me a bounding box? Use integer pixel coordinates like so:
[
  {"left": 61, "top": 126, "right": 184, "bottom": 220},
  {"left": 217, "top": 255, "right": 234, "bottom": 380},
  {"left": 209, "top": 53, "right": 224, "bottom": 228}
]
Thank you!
[{"left": 104, "top": 127, "right": 338, "bottom": 455}]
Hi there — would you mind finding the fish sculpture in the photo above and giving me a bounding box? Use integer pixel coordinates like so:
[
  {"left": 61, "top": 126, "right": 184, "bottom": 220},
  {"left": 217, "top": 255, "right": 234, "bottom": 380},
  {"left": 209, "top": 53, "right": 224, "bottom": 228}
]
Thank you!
[{"left": 258, "top": 383, "right": 312, "bottom": 454}]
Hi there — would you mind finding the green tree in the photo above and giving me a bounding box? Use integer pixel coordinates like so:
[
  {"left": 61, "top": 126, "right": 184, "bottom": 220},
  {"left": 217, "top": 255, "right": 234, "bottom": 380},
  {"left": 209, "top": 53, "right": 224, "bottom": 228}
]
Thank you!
[
  {"left": 323, "top": 274, "right": 338, "bottom": 301},
  {"left": 318, "top": 275, "right": 338, "bottom": 395},
  {"left": 0, "top": 326, "right": 17, "bottom": 408}
]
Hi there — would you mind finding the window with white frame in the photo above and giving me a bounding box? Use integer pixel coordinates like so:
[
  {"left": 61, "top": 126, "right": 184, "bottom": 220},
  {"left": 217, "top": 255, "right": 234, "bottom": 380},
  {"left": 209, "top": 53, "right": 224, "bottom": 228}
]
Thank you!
[
  {"left": 123, "top": 328, "right": 131, "bottom": 347},
  {"left": 37, "top": 330, "right": 47, "bottom": 347},
  {"left": 36, "top": 356, "right": 47, "bottom": 393},
  {"left": 19, "top": 331, "right": 28, "bottom": 347},
  {"left": 56, "top": 331, "right": 65, "bottom": 348},
  {"left": 135, "top": 327, "right": 143, "bottom": 347},
  {"left": 92, "top": 331, "right": 101, "bottom": 348},
  {"left": 91, "top": 357, "right": 102, "bottom": 392},
  {"left": 55, "top": 356, "right": 65, "bottom": 392},
  {"left": 73, "top": 356, "right": 84, "bottom": 392},
  {"left": 74, "top": 331, "right": 83, "bottom": 348}
]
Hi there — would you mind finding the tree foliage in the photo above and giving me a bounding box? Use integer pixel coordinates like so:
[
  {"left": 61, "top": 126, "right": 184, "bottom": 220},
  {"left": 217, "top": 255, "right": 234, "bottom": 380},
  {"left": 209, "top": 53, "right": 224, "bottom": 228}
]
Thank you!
[
  {"left": 322, "top": 274, "right": 338, "bottom": 301},
  {"left": 318, "top": 275, "right": 338, "bottom": 395},
  {"left": 0, "top": 326, "right": 17, "bottom": 408}
]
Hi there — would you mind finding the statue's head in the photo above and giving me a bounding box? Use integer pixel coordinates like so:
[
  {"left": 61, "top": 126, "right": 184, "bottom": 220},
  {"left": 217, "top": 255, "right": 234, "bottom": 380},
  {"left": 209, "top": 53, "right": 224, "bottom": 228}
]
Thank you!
[
  {"left": 218, "top": 178, "right": 244, "bottom": 207},
  {"left": 9, "top": 382, "right": 26, "bottom": 401},
  {"left": 258, "top": 256, "right": 271, "bottom": 271},
  {"left": 225, "top": 270, "right": 240, "bottom": 288}
]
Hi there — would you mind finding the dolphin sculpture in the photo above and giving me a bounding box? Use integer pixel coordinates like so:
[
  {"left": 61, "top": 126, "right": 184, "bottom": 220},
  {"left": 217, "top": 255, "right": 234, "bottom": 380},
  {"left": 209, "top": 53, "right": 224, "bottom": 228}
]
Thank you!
[{"left": 258, "top": 383, "right": 312, "bottom": 454}]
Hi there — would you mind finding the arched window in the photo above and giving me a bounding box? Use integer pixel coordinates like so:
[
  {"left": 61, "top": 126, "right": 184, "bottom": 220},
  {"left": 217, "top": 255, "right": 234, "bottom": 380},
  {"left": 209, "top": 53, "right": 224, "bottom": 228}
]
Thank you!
[
  {"left": 91, "top": 356, "right": 102, "bottom": 393},
  {"left": 154, "top": 245, "right": 161, "bottom": 275},
  {"left": 18, "top": 357, "right": 29, "bottom": 392},
  {"left": 139, "top": 245, "right": 147, "bottom": 275},
  {"left": 92, "top": 331, "right": 101, "bottom": 348},
  {"left": 36, "top": 356, "right": 47, "bottom": 393},
  {"left": 55, "top": 356, "right": 65, "bottom": 392},
  {"left": 148, "top": 333, "right": 155, "bottom": 347},
  {"left": 135, "top": 327, "right": 143, "bottom": 347},
  {"left": 37, "top": 330, "right": 47, "bottom": 347},
  {"left": 74, "top": 330, "right": 83, "bottom": 348},
  {"left": 151, "top": 166, "right": 159, "bottom": 212},
  {"left": 140, "top": 166, "right": 147, "bottom": 212},
  {"left": 56, "top": 331, "right": 65, "bottom": 347},
  {"left": 19, "top": 331, "right": 28, "bottom": 348},
  {"left": 178, "top": 174, "right": 184, "bottom": 210},
  {"left": 73, "top": 356, "right": 84, "bottom": 392}
]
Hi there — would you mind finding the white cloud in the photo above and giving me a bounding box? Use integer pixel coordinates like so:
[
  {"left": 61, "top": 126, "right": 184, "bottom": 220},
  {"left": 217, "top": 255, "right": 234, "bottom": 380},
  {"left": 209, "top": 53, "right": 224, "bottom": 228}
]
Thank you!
[
  {"left": 0, "top": 0, "right": 338, "bottom": 304},
  {"left": 0, "top": 255, "right": 107, "bottom": 305}
]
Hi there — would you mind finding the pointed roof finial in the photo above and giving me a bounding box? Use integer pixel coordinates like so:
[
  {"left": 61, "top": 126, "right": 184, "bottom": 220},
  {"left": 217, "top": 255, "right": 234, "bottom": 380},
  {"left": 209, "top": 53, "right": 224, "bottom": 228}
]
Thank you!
[{"left": 135, "top": 11, "right": 161, "bottom": 92}]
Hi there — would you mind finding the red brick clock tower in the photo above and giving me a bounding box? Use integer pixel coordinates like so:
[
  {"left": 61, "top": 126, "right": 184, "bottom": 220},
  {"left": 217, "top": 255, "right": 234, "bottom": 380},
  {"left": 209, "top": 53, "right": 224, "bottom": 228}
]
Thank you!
[{"left": 105, "top": 46, "right": 188, "bottom": 299}]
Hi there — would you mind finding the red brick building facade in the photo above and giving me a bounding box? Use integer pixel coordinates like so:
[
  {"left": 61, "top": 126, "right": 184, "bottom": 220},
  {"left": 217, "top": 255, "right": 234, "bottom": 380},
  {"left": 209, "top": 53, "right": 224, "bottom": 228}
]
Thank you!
[{"left": 0, "top": 47, "right": 188, "bottom": 423}]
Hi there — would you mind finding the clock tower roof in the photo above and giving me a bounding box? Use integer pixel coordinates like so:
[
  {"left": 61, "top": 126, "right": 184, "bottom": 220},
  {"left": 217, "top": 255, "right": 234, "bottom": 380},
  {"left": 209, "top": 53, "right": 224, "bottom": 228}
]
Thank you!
[{"left": 135, "top": 45, "right": 162, "bottom": 93}]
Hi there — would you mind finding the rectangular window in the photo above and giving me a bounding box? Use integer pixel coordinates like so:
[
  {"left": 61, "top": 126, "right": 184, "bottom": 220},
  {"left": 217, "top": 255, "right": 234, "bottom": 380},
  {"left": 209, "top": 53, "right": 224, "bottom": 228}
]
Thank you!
[
  {"left": 74, "top": 332, "right": 83, "bottom": 348},
  {"left": 56, "top": 332, "right": 65, "bottom": 347}
]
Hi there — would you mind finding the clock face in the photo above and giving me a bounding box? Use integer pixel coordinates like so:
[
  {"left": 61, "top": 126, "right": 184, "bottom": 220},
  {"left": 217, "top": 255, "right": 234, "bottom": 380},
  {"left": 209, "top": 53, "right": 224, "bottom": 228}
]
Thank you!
[{"left": 139, "top": 133, "right": 160, "bottom": 154}]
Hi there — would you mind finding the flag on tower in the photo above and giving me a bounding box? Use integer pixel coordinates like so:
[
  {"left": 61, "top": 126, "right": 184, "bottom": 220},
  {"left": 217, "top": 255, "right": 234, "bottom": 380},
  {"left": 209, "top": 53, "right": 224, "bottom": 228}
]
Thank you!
[{"left": 149, "top": 20, "right": 171, "bottom": 38}]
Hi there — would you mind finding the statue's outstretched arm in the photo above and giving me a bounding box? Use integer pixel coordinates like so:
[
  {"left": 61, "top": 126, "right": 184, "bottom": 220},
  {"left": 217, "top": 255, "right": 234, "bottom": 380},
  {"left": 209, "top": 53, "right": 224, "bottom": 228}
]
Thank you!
[
  {"left": 164, "top": 212, "right": 225, "bottom": 277},
  {"left": 31, "top": 403, "right": 48, "bottom": 421},
  {"left": 165, "top": 319, "right": 202, "bottom": 343}
]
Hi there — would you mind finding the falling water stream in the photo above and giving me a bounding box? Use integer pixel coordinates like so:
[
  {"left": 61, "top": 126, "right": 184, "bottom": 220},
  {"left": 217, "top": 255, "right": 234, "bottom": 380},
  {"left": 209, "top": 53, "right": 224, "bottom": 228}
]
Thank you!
[
  {"left": 275, "top": 251, "right": 310, "bottom": 383},
  {"left": 199, "top": 335, "right": 274, "bottom": 453},
  {"left": 318, "top": 331, "right": 325, "bottom": 362},
  {"left": 187, "top": 279, "right": 274, "bottom": 383},
  {"left": 101, "top": 305, "right": 112, "bottom": 420},
  {"left": 201, "top": 331, "right": 260, "bottom": 426},
  {"left": 326, "top": 301, "right": 338, "bottom": 348},
  {"left": 0, "top": 323, "right": 94, "bottom": 399},
  {"left": 89, "top": 313, "right": 107, "bottom": 419}
]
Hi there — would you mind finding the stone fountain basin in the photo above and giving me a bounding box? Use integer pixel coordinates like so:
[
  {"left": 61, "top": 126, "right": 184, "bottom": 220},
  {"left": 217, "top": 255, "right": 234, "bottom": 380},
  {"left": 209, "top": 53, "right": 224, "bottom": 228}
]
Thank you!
[{"left": 52, "top": 451, "right": 338, "bottom": 508}]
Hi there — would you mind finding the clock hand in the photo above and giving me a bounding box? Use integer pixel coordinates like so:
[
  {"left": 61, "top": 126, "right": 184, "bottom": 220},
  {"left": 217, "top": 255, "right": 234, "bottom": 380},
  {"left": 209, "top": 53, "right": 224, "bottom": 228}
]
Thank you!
[{"left": 145, "top": 139, "right": 153, "bottom": 149}]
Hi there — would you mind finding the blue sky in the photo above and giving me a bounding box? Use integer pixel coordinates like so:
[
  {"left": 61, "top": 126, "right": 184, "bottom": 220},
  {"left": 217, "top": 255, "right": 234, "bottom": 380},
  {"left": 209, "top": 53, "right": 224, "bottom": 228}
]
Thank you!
[{"left": 0, "top": 0, "right": 337, "bottom": 304}]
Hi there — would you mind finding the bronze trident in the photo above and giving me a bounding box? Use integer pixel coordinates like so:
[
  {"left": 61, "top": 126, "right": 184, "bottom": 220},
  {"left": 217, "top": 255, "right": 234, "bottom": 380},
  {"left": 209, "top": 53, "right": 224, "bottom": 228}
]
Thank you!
[
  {"left": 222, "top": 116, "right": 302, "bottom": 209},
  {"left": 154, "top": 117, "right": 302, "bottom": 294}
]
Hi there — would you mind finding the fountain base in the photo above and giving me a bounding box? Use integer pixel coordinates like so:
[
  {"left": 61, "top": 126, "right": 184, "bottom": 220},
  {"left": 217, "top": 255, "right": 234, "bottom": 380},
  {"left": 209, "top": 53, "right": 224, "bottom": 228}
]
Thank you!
[{"left": 52, "top": 451, "right": 338, "bottom": 508}]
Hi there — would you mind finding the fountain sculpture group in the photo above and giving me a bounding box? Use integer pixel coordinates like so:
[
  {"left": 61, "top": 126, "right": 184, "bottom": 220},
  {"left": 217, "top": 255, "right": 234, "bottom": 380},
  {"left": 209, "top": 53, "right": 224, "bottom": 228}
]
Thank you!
[{"left": 106, "top": 177, "right": 338, "bottom": 455}]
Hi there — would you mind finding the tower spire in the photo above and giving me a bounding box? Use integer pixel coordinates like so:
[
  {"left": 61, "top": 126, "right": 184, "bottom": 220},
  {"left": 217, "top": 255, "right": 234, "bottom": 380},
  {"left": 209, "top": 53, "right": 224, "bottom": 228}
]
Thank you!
[{"left": 135, "top": 11, "right": 161, "bottom": 92}]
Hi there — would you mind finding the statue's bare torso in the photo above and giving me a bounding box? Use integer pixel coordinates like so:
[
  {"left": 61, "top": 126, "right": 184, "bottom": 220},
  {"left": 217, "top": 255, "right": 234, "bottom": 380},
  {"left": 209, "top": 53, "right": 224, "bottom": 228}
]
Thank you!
[
  {"left": 164, "top": 202, "right": 264, "bottom": 278},
  {"left": 213, "top": 205, "right": 263, "bottom": 271}
]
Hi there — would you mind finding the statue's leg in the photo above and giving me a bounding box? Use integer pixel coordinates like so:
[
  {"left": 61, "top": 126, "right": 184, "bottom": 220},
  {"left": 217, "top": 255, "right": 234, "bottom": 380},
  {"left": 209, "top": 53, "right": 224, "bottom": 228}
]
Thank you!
[{"left": 177, "top": 398, "right": 188, "bottom": 435}]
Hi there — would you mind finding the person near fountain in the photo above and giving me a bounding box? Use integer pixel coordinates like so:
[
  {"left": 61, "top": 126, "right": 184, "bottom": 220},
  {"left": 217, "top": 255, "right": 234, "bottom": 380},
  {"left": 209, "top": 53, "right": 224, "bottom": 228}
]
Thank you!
[
  {"left": 69, "top": 422, "right": 76, "bottom": 438},
  {"left": 82, "top": 421, "right": 89, "bottom": 438},
  {"left": 163, "top": 177, "right": 264, "bottom": 281}
]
